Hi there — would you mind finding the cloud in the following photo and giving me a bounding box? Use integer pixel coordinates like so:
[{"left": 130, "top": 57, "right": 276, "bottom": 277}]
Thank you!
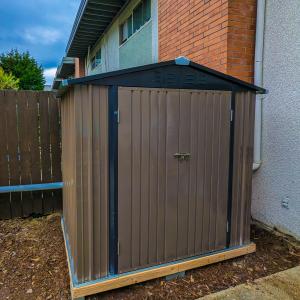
[
  {"left": 0, "top": 0, "right": 80, "bottom": 84},
  {"left": 44, "top": 67, "right": 57, "bottom": 85},
  {"left": 23, "top": 27, "right": 62, "bottom": 45}
]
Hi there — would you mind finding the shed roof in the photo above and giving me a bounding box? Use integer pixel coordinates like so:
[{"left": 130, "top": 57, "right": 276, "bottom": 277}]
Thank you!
[{"left": 60, "top": 57, "right": 266, "bottom": 95}]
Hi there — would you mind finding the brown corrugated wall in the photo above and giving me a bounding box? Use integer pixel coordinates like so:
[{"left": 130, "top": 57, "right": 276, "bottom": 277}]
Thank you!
[
  {"left": 61, "top": 85, "right": 109, "bottom": 283},
  {"left": 61, "top": 84, "right": 255, "bottom": 283},
  {"left": 117, "top": 88, "right": 232, "bottom": 273},
  {"left": 230, "top": 91, "right": 256, "bottom": 247}
]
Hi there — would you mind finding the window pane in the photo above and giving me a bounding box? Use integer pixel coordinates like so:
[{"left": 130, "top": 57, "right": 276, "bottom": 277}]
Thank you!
[
  {"left": 91, "top": 56, "right": 96, "bottom": 69},
  {"left": 127, "top": 16, "right": 133, "bottom": 37},
  {"left": 123, "top": 21, "right": 128, "bottom": 40},
  {"left": 143, "top": 0, "right": 151, "bottom": 23},
  {"left": 95, "top": 49, "right": 101, "bottom": 65},
  {"left": 133, "top": 2, "right": 143, "bottom": 32}
]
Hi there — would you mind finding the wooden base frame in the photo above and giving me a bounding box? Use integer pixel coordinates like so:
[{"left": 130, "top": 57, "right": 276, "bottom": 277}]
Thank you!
[{"left": 62, "top": 219, "right": 255, "bottom": 299}]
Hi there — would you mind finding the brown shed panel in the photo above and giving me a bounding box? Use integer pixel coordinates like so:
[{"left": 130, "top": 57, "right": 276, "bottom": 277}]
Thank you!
[
  {"left": 61, "top": 85, "right": 109, "bottom": 284},
  {"left": 117, "top": 88, "right": 232, "bottom": 274},
  {"left": 230, "top": 91, "right": 256, "bottom": 247}
]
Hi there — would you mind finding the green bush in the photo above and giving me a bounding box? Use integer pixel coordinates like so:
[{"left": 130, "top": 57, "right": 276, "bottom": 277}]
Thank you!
[
  {"left": 0, "top": 49, "right": 45, "bottom": 90},
  {"left": 0, "top": 67, "right": 19, "bottom": 90}
]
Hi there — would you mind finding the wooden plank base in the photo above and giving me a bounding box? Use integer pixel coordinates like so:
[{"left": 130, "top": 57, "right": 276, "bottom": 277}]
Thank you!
[{"left": 63, "top": 230, "right": 255, "bottom": 299}]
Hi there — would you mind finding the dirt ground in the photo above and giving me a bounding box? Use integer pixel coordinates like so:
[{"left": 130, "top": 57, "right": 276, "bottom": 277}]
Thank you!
[{"left": 0, "top": 214, "right": 299, "bottom": 300}]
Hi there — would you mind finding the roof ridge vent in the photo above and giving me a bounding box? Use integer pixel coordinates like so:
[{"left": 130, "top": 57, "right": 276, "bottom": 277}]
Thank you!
[{"left": 175, "top": 56, "right": 190, "bottom": 66}]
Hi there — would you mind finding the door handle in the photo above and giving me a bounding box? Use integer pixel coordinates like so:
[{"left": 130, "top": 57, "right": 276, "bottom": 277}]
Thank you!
[{"left": 173, "top": 153, "right": 191, "bottom": 161}]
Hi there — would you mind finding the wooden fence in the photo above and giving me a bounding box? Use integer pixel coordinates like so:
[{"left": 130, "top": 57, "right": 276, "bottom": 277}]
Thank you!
[{"left": 0, "top": 90, "right": 62, "bottom": 219}]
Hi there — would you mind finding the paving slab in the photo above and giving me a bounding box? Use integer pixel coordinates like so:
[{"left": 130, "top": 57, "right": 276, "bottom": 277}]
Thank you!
[{"left": 197, "top": 266, "right": 300, "bottom": 300}]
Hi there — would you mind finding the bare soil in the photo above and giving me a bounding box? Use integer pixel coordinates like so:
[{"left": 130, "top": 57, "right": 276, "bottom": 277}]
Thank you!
[
  {"left": 0, "top": 214, "right": 299, "bottom": 300},
  {"left": 0, "top": 214, "right": 69, "bottom": 300}
]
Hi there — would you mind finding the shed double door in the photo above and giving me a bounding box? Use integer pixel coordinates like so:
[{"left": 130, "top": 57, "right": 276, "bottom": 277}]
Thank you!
[{"left": 118, "top": 87, "right": 232, "bottom": 274}]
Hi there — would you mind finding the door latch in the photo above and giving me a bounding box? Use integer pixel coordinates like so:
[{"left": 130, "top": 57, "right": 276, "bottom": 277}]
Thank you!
[{"left": 173, "top": 152, "right": 191, "bottom": 161}]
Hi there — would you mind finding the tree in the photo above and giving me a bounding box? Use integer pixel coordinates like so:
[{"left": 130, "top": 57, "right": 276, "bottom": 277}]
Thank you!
[
  {"left": 0, "top": 49, "right": 45, "bottom": 90},
  {"left": 0, "top": 67, "right": 19, "bottom": 90}
]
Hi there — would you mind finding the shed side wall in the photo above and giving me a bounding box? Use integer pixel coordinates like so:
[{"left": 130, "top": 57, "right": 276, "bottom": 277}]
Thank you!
[
  {"left": 62, "top": 88, "right": 78, "bottom": 274},
  {"left": 230, "top": 91, "right": 255, "bottom": 246},
  {"left": 62, "top": 85, "right": 109, "bottom": 284}
]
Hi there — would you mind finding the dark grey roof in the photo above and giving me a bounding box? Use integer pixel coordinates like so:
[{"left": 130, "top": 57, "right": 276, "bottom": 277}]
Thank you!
[
  {"left": 66, "top": 0, "right": 127, "bottom": 58},
  {"left": 62, "top": 57, "right": 266, "bottom": 94}
]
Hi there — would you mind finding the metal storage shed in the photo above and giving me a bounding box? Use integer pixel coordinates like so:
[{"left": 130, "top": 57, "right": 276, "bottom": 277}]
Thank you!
[{"left": 59, "top": 57, "right": 265, "bottom": 299}]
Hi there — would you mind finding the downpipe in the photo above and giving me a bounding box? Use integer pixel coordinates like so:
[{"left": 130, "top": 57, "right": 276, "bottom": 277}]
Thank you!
[{"left": 253, "top": 0, "right": 266, "bottom": 171}]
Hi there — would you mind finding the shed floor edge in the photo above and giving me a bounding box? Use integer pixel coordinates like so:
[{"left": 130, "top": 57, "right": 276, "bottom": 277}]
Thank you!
[{"left": 61, "top": 217, "right": 256, "bottom": 299}]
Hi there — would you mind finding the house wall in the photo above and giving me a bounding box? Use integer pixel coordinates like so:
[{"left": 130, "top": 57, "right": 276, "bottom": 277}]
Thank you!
[
  {"left": 119, "top": 21, "right": 152, "bottom": 69},
  {"left": 252, "top": 0, "right": 300, "bottom": 239},
  {"left": 86, "top": 0, "right": 158, "bottom": 76},
  {"left": 158, "top": 0, "right": 256, "bottom": 83}
]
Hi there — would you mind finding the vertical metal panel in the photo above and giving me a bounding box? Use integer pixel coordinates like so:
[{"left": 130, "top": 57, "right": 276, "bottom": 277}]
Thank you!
[
  {"left": 156, "top": 91, "right": 167, "bottom": 262},
  {"left": 61, "top": 85, "right": 109, "bottom": 284},
  {"left": 131, "top": 89, "right": 141, "bottom": 268},
  {"left": 177, "top": 91, "right": 190, "bottom": 259},
  {"left": 140, "top": 89, "right": 151, "bottom": 266},
  {"left": 118, "top": 88, "right": 231, "bottom": 274},
  {"left": 117, "top": 87, "right": 132, "bottom": 273},
  {"left": 164, "top": 90, "right": 180, "bottom": 261},
  {"left": 230, "top": 91, "right": 256, "bottom": 247}
]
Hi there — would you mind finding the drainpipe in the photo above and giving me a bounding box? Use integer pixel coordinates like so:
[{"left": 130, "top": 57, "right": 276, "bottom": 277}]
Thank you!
[{"left": 253, "top": 0, "right": 266, "bottom": 171}]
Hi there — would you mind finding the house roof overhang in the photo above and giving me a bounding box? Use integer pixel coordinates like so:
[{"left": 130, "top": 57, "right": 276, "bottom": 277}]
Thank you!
[
  {"left": 52, "top": 79, "right": 62, "bottom": 90},
  {"left": 66, "top": 0, "right": 127, "bottom": 58},
  {"left": 52, "top": 57, "right": 76, "bottom": 90}
]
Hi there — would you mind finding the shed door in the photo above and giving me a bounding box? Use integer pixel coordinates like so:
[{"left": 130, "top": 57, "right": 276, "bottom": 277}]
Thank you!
[{"left": 117, "top": 87, "right": 231, "bottom": 274}]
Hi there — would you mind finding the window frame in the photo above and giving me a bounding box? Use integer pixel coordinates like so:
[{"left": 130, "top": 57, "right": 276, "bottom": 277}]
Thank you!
[
  {"left": 119, "top": 0, "right": 151, "bottom": 46},
  {"left": 90, "top": 48, "right": 102, "bottom": 70}
]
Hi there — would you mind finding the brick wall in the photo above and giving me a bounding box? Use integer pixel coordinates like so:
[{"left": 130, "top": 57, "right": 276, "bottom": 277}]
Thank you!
[
  {"left": 158, "top": 0, "right": 256, "bottom": 83},
  {"left": 227, "top": 0, "right": 257, "bottom": 82}
]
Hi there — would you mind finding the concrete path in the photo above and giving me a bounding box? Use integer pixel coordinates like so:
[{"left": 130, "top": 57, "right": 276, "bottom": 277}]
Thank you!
[{"left": 198, "top": 266, "right": 300, "bottom": 300}]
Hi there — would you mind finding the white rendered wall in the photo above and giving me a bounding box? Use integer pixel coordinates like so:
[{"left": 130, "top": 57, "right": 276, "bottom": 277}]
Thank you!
[
  {"left": 252, "top": 0, "right": 300, "bottom": 239},
  {"left": 86, "top": 0, "right": 158, "bottom": 75}
]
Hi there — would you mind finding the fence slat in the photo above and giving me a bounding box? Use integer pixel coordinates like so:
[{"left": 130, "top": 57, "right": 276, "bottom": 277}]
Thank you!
[
  {"left": 5, "top": 91, "right": 22, "bottom": 217},
  {"left": 0, "top": 91, "right": 11, "bottom": 219},
  {"left": 28, "top": 93, "right": 43, "bottom": 214},
  {"left": 49, "top": 98, "right": 62, "bottom": 210},
  {"left": 39, "top": 93, "right": 54, "bottom": 213},
  {"left": 18, "top": 91, "right": 34, "bottom": 216}
]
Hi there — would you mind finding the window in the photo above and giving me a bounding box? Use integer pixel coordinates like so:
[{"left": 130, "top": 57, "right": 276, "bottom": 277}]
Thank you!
[
  {"left": 133, "top": 2, "right": 143, "bottom": 32},
  {"left": 91, "top": 48, "right": 101, "bottom": 69},
  {"left": 120, "top": 16, "right": 133, "bottom": 44},
  {"left": 119, "top": 0, "right": 151, "bottom": 45}
]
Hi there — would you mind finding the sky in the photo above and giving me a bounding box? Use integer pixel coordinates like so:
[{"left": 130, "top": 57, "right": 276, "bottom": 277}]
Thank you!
[{"left": 0, "top": 0, "right": 80, "bottom": 85}]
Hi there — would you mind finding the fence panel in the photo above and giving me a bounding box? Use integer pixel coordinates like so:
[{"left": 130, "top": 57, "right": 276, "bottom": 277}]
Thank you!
[{"left": 0, "top": 90, "right": 62, "bottom": 219}]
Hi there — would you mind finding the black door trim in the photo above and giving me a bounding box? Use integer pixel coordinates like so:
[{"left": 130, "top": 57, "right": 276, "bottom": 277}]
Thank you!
[
  {"left": 226, "top": 91, "right": 235, "bottom": 247},
  {"left": 108, "top": 85, "right": 118, "bottom": 274}
]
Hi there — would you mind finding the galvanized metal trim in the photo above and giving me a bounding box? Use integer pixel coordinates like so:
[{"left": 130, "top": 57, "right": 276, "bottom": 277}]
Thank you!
[{"left": 0, "top": 182, "right": 63, "bottom": 193}]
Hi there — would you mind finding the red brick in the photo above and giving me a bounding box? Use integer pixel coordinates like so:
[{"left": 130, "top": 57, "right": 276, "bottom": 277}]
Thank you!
[{"left": 158, "top": 0, "right": 256, "bottom": 83}]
